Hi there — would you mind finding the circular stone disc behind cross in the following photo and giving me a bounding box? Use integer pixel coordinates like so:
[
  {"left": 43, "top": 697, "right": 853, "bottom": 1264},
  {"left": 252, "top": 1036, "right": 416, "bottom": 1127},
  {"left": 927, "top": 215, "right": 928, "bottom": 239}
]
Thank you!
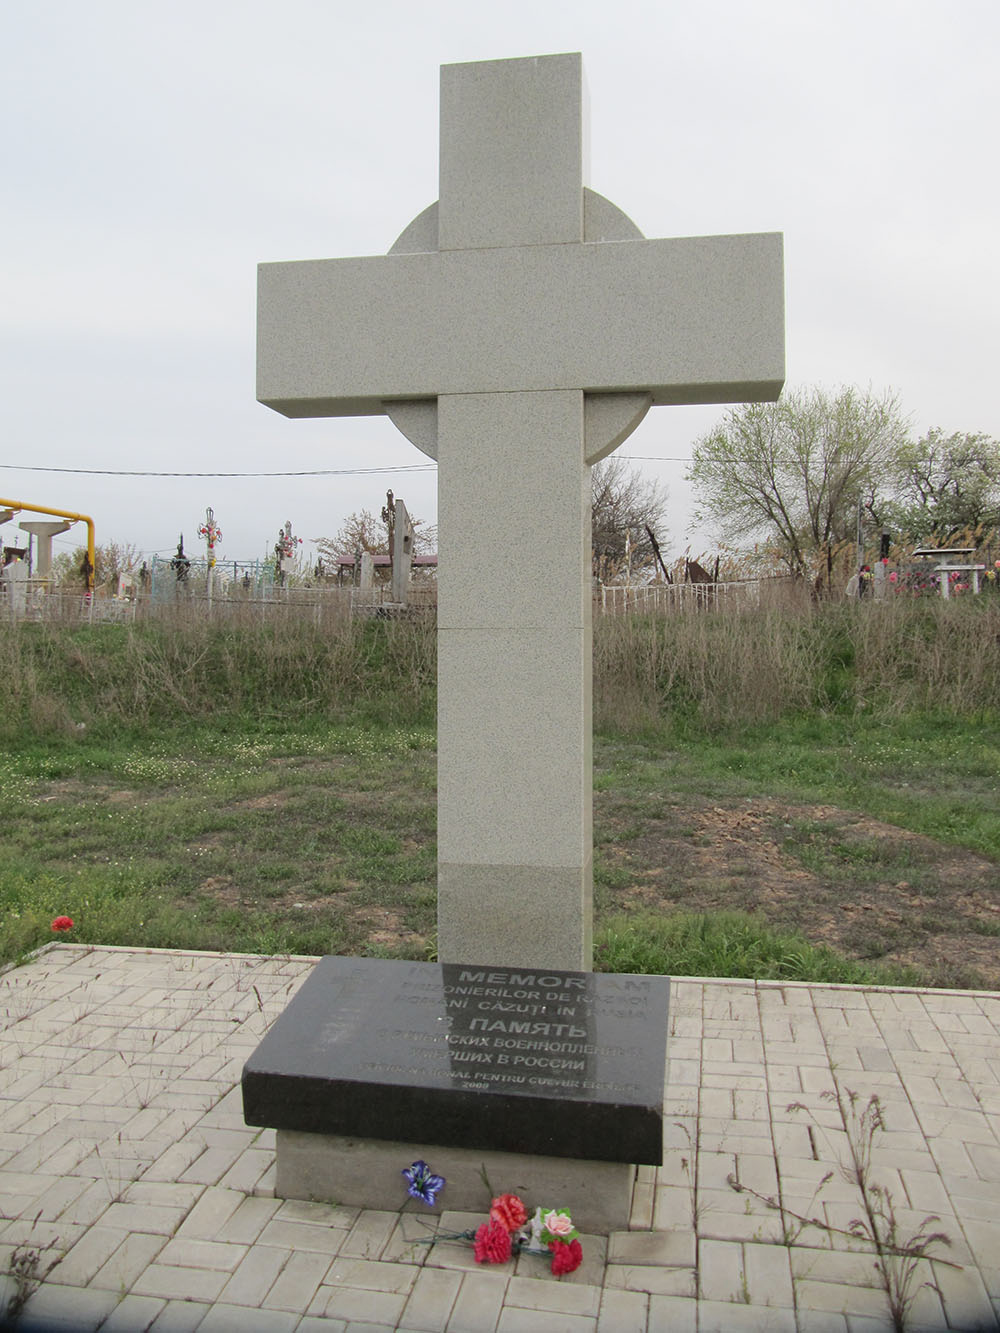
[{"left": 384, "top": 189, "right": 653, "bottom": 463}]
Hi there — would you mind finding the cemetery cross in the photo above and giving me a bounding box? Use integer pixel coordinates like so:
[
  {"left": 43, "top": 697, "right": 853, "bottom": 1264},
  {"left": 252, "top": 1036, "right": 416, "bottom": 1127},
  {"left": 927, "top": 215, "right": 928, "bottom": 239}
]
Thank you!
[{"left": 257, "top": 53, "right": 784, "bottom": 970}]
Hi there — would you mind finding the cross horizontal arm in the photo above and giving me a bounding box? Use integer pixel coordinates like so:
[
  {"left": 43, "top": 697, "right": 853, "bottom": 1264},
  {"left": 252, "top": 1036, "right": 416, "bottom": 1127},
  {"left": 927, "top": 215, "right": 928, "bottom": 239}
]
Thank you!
[{"left": 257, "top": 233, "right": 784, "bottom": 418}]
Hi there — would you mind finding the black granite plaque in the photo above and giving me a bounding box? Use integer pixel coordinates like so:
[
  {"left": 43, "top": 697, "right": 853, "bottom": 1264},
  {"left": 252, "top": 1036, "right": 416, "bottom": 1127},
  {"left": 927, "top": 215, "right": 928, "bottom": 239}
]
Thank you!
[{"left": 242, "top": 958, "right": 668, "bottom": 1164}]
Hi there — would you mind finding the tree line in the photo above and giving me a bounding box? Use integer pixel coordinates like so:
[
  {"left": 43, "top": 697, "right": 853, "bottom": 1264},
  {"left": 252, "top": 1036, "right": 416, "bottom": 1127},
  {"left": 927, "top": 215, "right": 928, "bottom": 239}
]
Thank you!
[
  {"left": 33, "top": 386, "right": 999, "bottom": 596},
  {"left": 689, "top": 387, "right": 1000, "bottom": 590}
]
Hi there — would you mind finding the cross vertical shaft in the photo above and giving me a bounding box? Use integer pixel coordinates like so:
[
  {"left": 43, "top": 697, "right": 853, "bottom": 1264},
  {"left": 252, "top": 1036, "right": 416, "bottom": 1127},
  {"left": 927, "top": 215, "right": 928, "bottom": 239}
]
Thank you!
[{"left": 435, "top": 57, "right": 594, "bottom": 968}]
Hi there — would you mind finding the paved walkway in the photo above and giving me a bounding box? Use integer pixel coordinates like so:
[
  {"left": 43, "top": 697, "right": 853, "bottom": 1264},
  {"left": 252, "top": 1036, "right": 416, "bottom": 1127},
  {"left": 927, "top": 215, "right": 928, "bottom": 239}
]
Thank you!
[{"left": 0, "top": 945, "right": 997, "bottom": 1332}]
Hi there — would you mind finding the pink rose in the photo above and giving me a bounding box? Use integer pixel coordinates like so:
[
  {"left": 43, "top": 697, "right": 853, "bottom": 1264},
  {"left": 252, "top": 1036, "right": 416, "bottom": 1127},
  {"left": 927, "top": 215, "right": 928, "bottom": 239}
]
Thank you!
[{"left": 543, "top": 1210, "right": 574, "bottom": 1238}]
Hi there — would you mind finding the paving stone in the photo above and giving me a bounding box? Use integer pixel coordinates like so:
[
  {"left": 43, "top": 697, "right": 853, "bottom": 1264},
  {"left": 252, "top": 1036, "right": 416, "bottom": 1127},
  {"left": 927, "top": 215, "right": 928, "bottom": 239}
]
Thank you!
[
  {"left": 216, "top": 1147, "right": 273, "bottom": 1192},
  {"left": 156, "top": 1237, "right": 249, "bottom": 1272},
  {"left": 604, "top": 1264, "right": 696, "bottom": 1297},
  {"left": 795, "top": 1276, "right": 889, "bottom": 1318},
  {"left": 645, "top": 1293, "right": 698, "bottom": 1332},
  {"left": 16, "top": 1173, "right": 94, "bottom": 1221},
  {"left": 274, "top": 1196, "right": 358, "bottom": 1228},
  {"left": 628, "top": 1177, "right": 654, "bottom": 1230},
  {"left": 596, "top": 1287, "right": 647, "bottom": 1332},
  {"left": 215, "top": 1194, "right": 282, "bottom": 1244},
  {"left": 119, "top": 1180, "right": 205, "bottom": 1210},
  {"left": 696, "top": 1300, "right": 797, "bottom": 1332},
  {"left": 133, "top": 1261, "right": 230, "bottom": 1303},
  {"left": 651, "top": 1185, "right": 693, "bottom": 1230},
  {"left": 52, "top": 1178, "right": 113, "bottom": 1228},
  {"left": 197, "top": 1301, "right": 298, "bottom": 1331},
  {"left": 262, "top": 1250, "right": 333, "bottom": 1312},
  {"left": 52, "top": 1224, "right": 126, "bottom": 1286},
  {"left": 607, "top": 1230, "right": 695, "bottom": 1267},
  {"left": 380, "top": 1216, "right": 433, "bottom": 1265},
  {"left": 399, "top": 1266, "right": 463, "bottom": 1330},
  {"left": 325, "top": 1257, "right": 418, "bottom": 1295},
  {"left": 177, "top": 1145, "right": 244, "bottom": 1185},
  {"left": 697, "top": 1238, "right": 746, "bottom": 1303},
  {"left": 17, "top": 1282, "right": 119, "bottom": 1329},
  {"left": 99, "top": 1293, "right": 168, "bottom": 1331},
  {"left": 258, "top": 1217, "right": 349, "bottom": 1256},
  {"left": 504, "top": 1276, "right": 601, "bottom": 1316},
  {"left": 445, "top": 1270, "right": 508, "bottom": 1332},
  {"left": 496, "top": 1308, "right": 595, "bottom": 1332},
  {"left": 317, "top": 1285, "right": 408, "bottom": 1324},
  {"left": 98, "top": 1202, "right": 189, "bottom": 1236},
  {"left": 742, "top": 1240, "right": 793, "bottom": 1309},
  {"left": 340, "top": 1210, "right": 400, "bottom": 1259},
  {"left": 147, "top": 1298, "right": 214, "bottom": 1331},
  {"left": 92, "top": 1230, "right": 169, "bottom": 1292},
  {"left": 794, "top": 1314, "right": 849, "bottom": 1333},
  {"left": 175, "top": 1187, "right": 246, "bottom": 1239}
]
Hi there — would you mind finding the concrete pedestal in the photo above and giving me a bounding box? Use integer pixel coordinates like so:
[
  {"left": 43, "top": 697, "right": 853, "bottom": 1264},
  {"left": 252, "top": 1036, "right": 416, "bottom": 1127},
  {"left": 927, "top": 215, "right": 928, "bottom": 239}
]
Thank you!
[{"left": 276, "top": 1130, "right": 638, "bottom": 1235}]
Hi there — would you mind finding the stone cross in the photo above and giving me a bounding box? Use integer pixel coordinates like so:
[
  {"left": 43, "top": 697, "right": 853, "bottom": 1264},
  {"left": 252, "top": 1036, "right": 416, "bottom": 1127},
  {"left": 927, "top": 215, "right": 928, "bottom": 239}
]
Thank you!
[{"left": 257, "top": 53, "right": 784, "bottom": 970}]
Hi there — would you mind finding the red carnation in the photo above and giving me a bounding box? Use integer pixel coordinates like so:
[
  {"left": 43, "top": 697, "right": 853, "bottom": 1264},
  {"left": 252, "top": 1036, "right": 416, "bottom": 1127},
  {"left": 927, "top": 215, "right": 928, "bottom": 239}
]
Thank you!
[
  {"left": 473, "top": 1220, "right": 512, "bottom": 1264},
  {"left": 490, "top": 1192, "right": 528, "bottom": 1233},
  {"left": 549, "top": 1238, "right": 583, "bottom": 1276},
  {"left": 51, "top": 916, "right": 74, "bottom": 933}
]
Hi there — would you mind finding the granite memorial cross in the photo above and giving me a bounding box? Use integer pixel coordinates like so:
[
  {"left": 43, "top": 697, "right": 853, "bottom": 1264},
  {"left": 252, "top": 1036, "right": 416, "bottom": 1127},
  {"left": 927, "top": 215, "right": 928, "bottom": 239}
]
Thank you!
[{"left": 258, "top": 53, "right": 784, "bottom": 970}]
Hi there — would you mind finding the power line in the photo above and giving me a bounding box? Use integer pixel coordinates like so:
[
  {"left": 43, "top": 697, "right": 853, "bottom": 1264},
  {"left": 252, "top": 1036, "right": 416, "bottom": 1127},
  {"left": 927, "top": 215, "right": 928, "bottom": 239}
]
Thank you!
[
  {"left": 0, "top": 463, "right": 436, "bottom": 478},
  {"left": 0, "top": 457, "right": 690, "bottom": 477}
]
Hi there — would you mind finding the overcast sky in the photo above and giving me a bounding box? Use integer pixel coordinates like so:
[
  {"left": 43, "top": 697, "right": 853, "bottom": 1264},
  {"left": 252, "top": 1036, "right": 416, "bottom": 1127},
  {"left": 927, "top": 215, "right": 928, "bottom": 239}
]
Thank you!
[{"left": 2, "top": 0, "right": 997, "bottom": 572}]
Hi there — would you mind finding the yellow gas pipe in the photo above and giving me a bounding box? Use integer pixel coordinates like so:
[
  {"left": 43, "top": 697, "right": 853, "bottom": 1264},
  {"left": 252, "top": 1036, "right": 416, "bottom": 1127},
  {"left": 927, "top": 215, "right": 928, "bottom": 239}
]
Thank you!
[{"left": 0, "top": 499, "right": 96, "bottom": 592}]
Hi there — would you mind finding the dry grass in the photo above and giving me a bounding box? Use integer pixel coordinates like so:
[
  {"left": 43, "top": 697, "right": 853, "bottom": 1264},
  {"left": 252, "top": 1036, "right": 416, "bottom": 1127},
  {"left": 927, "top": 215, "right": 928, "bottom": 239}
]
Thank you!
[{"left": 1, "top": 592, "right": 997, "bottom": 740}]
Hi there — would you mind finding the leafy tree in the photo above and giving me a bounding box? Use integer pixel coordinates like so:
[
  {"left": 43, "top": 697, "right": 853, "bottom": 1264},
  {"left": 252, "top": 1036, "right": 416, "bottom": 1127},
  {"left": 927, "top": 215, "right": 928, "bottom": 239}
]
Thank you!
[
  {"left": 591, "top": 455, "right": 670, "bottom": 582},
  {"left": 883, "top": 428, "right": 1000, "bottom": 542},
  {"left": 51, "top": 541, "right": 139, "bottom": 591},
  {"left": 688, "top": 386, "right": 909, "bottom": 589}
]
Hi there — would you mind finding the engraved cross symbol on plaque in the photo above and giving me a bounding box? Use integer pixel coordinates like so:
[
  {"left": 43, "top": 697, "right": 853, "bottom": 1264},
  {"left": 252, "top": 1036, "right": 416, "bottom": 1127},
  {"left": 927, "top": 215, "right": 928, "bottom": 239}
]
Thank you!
[{"left": 257, "top": 53, "right": 784, "bottom": 970}]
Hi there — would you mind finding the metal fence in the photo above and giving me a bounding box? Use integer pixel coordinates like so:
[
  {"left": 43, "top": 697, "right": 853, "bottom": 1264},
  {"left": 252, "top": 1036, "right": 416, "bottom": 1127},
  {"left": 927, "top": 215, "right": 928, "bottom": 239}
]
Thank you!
[{"left": 596, "top": 578, "right": 787, "bottom": 614}]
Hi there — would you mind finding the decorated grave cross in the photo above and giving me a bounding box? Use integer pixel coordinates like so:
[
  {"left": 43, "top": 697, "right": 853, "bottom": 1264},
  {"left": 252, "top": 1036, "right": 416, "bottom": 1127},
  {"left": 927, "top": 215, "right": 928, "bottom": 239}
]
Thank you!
[
  {"left": 256, "top": 53, "right": 784, "bottom": 968},
  {"left": 198, "top": 507, "right": 222, "bottom": 603},
  {"left": 275, "top": 519, "right": 302, "bottom": 586},
  {"left": 199, "top": 507, "right": 222, "bottom": 565}
]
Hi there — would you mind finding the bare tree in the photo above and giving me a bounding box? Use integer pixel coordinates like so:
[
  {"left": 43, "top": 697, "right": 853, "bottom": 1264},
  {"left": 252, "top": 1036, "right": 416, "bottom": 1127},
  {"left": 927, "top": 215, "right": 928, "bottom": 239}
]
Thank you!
[
  {"left": 591, "top": 455, "right": 670, "bottom": 582},
  {"left": 313, "top": 507, "right": 436, "bottom": 570}
]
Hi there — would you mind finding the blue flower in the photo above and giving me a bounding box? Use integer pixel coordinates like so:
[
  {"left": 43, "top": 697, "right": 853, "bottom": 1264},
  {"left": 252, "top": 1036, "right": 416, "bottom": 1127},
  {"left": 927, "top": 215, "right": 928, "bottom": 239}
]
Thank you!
[{"left": 402, "top": 1159, "right": 445, "bottom": 1205}]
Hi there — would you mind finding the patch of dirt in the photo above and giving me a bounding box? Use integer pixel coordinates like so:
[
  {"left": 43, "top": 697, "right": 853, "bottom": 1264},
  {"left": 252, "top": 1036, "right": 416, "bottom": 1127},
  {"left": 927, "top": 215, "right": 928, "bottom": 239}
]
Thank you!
[
  {"left": 350, "top": 906, "right": 428, "bottom": 953},
  {"left": 40, "top": 780, "right": 141, "bottom": 804},
  {"left": 228, "top": 793, "right": 292, "bottom": 812},
  {"left": 598, "top": 797, "right": 1000, "bottom": 988},
  {"left": 198, "top": 877, "right": 241, "bottom": 906}
]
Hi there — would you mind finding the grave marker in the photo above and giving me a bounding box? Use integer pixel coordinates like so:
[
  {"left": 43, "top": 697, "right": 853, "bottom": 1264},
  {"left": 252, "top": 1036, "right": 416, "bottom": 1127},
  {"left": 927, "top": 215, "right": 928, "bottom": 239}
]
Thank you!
[
  {"left": 257, "top": 52, "right": 784, "bottom": 970},
  {"left": 244, "top": 956, "right": 668, "bottom": 1231},
  {"left": 390, "top": 496, "right": 414, "bottom": 605}
]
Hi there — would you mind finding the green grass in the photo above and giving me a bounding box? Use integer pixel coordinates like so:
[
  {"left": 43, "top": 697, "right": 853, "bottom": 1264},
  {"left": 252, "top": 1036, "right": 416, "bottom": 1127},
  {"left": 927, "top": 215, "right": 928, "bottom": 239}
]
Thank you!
[
  {"left": 601, "top": 712, "right": 1000, "bottom": 860},
  {"left": 0, "top": 602, "right": 997, "bottom": 983},
  {"left": 594, "top": 912, "right": 924, "bottom": 986}
]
